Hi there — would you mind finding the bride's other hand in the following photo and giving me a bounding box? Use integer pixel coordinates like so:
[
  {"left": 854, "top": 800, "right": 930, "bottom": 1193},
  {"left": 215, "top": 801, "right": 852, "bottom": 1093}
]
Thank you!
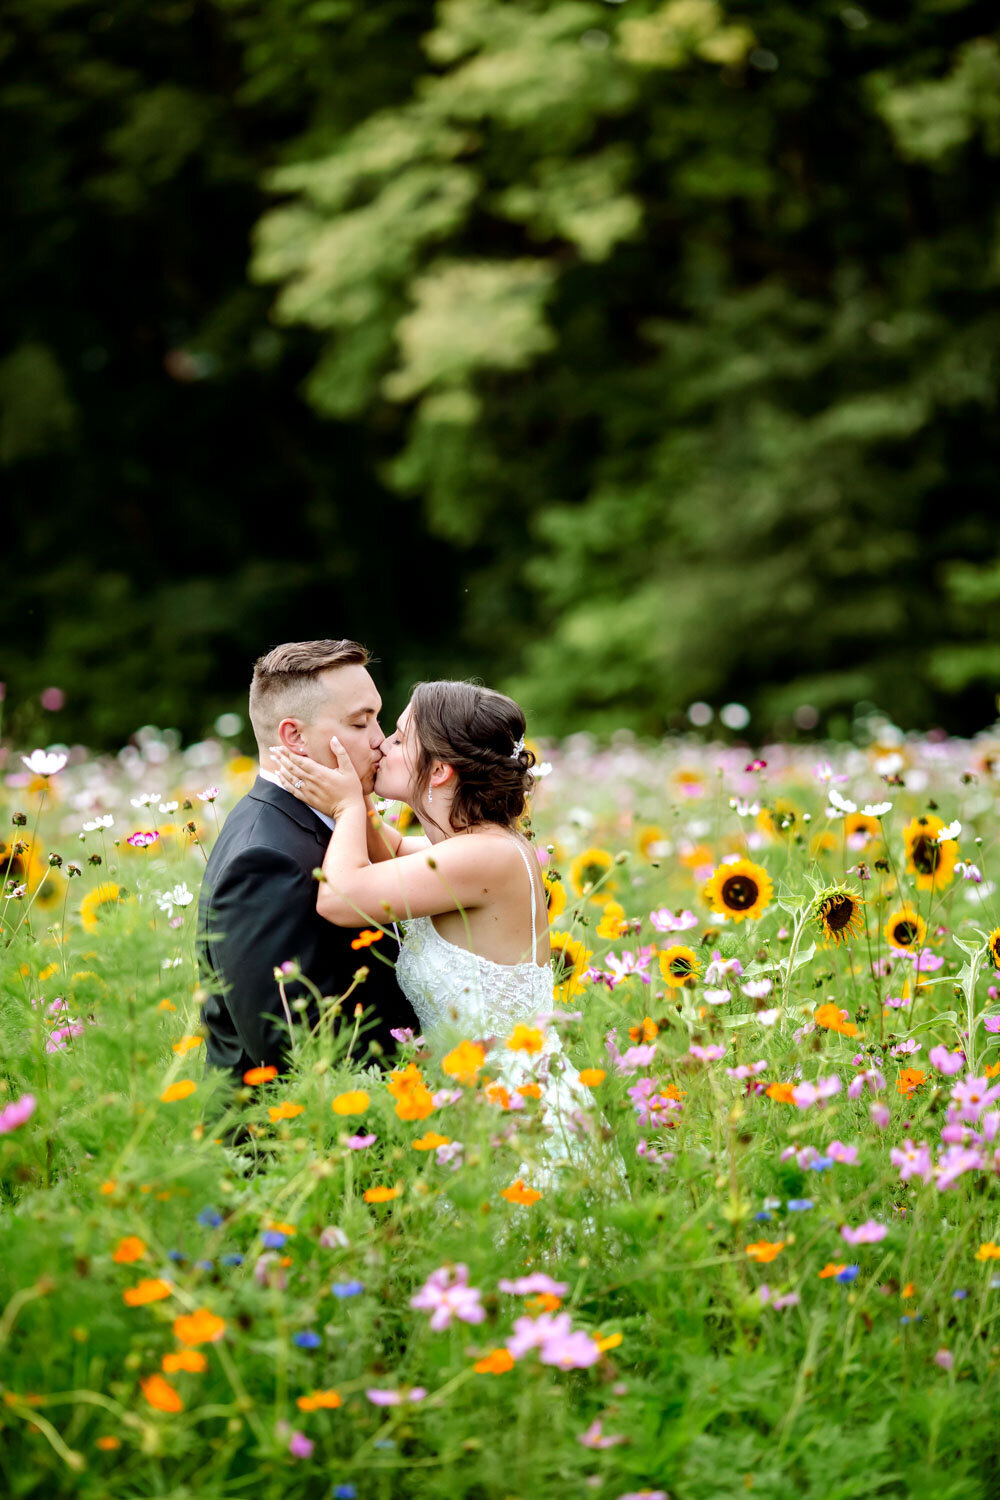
[{"left": 270, "top": 739, "right": 363, "bottom": 819}]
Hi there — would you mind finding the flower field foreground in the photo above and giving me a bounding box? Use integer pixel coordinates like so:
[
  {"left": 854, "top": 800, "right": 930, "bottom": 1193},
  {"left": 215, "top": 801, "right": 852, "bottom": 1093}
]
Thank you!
[{"left": 2, "top": 729, "right": 1000, "bottom": 1499}]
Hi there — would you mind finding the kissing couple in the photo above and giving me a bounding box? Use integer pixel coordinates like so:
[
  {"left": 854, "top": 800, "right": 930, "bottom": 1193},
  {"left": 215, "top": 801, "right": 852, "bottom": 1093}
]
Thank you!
[{"left": 197, "top": 639, "right": 597, "bottom": 1158}]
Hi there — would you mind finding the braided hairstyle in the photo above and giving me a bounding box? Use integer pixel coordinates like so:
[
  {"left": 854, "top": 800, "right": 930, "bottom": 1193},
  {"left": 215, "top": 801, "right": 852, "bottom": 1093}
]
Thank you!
[{"left": 408, "top": 681, "right": 536, "bottom": 832}]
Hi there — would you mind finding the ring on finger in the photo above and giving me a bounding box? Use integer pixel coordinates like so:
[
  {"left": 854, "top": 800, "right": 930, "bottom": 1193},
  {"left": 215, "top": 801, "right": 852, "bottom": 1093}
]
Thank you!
[{"left": 294, "top": 778, "right": 303, "bottom": 790}]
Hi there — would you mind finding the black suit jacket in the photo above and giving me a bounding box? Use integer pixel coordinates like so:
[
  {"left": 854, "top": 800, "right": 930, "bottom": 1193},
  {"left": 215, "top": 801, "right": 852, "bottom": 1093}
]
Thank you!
[{"left": 197, "top": 777, "right": 416, "bottom": 1079}]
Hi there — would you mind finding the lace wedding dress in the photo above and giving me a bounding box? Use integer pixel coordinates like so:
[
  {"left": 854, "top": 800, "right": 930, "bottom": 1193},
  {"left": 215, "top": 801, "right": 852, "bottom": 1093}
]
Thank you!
[{"left": 396, "top": 838, "right": 621, "bottom": 1180}]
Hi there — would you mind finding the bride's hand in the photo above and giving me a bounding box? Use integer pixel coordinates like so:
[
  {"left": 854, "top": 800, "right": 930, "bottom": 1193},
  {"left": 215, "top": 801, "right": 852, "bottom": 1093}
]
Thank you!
[{"left": 270, "top": 739, "right": 363, "bottom": 819}]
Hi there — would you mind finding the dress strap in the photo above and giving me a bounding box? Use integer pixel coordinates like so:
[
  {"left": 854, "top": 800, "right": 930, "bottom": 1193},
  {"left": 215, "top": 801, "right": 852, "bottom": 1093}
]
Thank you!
[{"left": 510, "top": 838, "right": 538, "bottom": 956}]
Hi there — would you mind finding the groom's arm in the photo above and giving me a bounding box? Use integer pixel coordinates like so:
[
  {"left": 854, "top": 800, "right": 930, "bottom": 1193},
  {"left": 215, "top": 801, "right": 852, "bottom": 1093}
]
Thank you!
[{"left": 201, "top": 847, "right": 326, "bottom": 1070}]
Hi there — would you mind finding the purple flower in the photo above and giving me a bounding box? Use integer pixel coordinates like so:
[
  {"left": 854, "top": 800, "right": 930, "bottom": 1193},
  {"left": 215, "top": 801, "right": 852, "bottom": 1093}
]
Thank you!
[
  {"left": 950, "top": 1077, "right": 1000, "bottom": 1123},
  {"left": 498, "top": 1274, "right": 569, "bottom": 1296},
  {"left": 869, "top": 1101, "right": 891, "bottom": 1129},
  {"left": 792, "top": 1075, "right": 841, "bottom": 1109},
  {"left": 288, "top": 1431, "right": 314, "bottom": 1459},
  {"left": 841, "top": 1219, "right": 887, "bottom": 1246},
  {"left": 614, "top": 1043, "right": 657, "bottom": 1074},
  {"left": 346, "top": 1133, "right": 376, "bottom": 1150},
  {"left": 390, "top": 1027, "right": 417, "bottom": 1044},
  {"left": 891, "top": 1139, "right": 933, "bottom": 1184},
  {"left": 929, "top": 1045, "right": 965, "bottom": 1076},
  {"left": 365, "top": 1387, "right": 426, "bottom": 1406},
  {"left": 292, "top": 1330, "right": 321, "bottom": 1349},
  {"left": 538, "top": 1330, "right": 601, "bottom": 1370},
  {"left": 261, "top": 1230, "right": 287, "bottom": 1249},
  {"left": 332, "top": 1280, "right": 365, "bottom": 1298},
  {"left": 689, "top": 1043, "right": 726, "bottom": 1062},
  {"left": 649, "top": 908, "right": 698, "bottom": 933},
  {"left": 935, "top": 1144, "right": 983, "bottom": 1190},
  {"left": 0, "top": 1093, "right": 36, "bottom": 1134},
  {"left": 827, "top": 1140, "right": 859, "bottom": 1166},
  {"left": 934, "top": 1348, "right": 954, "bottom": 1371},
  {"left": 410, "top": 1264, "right": 485, "bottom": 1331},
  {"left": 507, "top": 1311, "right": 572, "bottom": 1359},
  {"left": 787, "top": 1199, "right": 813, "bottom": 1212},
  {"left": 197, "top": 1205, "right": 223, "bottom": 1228},
  {"left": 848, "top": 1069, "right": 885, "bottom": 1099},
  {"left": 983, "top": 1015, "right": 1000, "bottom": 1034},
  {"left": 578, "top": 1418, "right": 626, "bottom": 1449}
]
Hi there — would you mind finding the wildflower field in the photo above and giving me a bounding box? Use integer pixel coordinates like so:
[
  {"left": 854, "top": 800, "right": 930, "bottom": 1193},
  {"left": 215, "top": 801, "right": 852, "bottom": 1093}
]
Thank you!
[{"left": 2, "top": 725, "right": 1000, "bottom": 1500}]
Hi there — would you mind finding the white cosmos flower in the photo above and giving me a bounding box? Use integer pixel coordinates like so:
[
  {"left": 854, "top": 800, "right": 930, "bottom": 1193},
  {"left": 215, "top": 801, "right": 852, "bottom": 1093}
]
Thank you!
[
  {"left": 757, "top": 1008, "right": 780, "bottom": 1026},
  {"left": 530, "top": 762, "right": 553, "bottom": 779},
  {"left": 827, "top": 787, "right": 857, "bottom": 816},
  {"left": 729, "top": 798, "right": 760, "bottom": 817},
  {"left": 862, "top": 802, "right": 892, "bottom": 818},
  {"left": 22, "top": 749, "right": 68, "bottom": 777},
  {"left": 936, "top": 820, "right": 961, "bottom": 843},
  {"left": 158, "top": 800, "right": 179, "bottom": 814},
  {"left": 156, "top": 882, "right": 194, "bottom": 918},
  {"left": 81, "top": 814, "right": 114, "bottom": 832},
  {"left": 702, "top": 988, "right": 732, "bottom": 1006},
  {"left": 130, "top": 793, "right": 160, "bottom": 808}
]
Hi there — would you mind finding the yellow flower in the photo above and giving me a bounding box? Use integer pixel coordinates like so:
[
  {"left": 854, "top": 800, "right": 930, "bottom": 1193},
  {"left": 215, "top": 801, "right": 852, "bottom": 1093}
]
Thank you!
[
  {"left": 331, "top": 1090, "right": 370, "bottom": 1116},
  {"left": 884, "top": 905, "right": 926, "bottom": 952},
  {"left": 987, "top": 928, "right": 1000, "bottom": 971},
  {"left": 629, "top": 1016, "right": 658, "bottom": 1044},
  {"left": 80, "top": 882, "right": 122, "bottom": 932},
  {"left": 903, "top": 814, "right": 958, "bottom": 892},
  {"left": 578, "top": 1068, "right": 605, "bottom": 1086},
  {"left": 812, "top": 886, "right": 865, "bottom": 946},
  {"left": 412, "top": 1131, "right": 451, "bottom": 1150},
  {"left": 703, "top": 858, "right": 773, "bottom": 923},
  {"left": 364, "top": 1184, "right": 402, "bottom": 1203},
  {"left": 569, "top": 848, "right": 616, "bottom": 905},
  {"left": 658, "top": 945, "right": 701, "bottom": 988},
  {"left": 637, "top": 825, "right": 668, "bottom": 860},
  {"left": 756, "top": 800, "right": 800, "bottom": 840},
  {"left": 173, "top": 1308, "right": 226, "bottom": 1346},
  {"left": 542, "top": 871, "right": 567, "bottom": 923},
  {"left": 975, "top": 1242, "right": 1000, "bottom": 1261},
  {"left": 442, "top": 1040, "right": 485, "bottom": 1086},
  {"left": 549, "top": 931, "right": 593, "bottom": 1004},
  {"left": 844, "top": 812, "right": 881, "bottom": 846},
  {"left": 268, "top": 1101, "right": 305, "bottom": 1122},
  {"left": 140, "top": 1374, "right": 183, "bottom": 1413},
  {"left": 160, "top": 1080, "right": 197, "bottom": 1103},
  {"left": 596, "top": 901, "right": 629, "bottom": 940},
  {"left": 506, "top": 1024, "right": 544, "bottom": 1054},
  {"left": 112, "top": 1236, "right": 147, "bottom": 1264},
  {"left": 594, "top": 1331, "right": 623, "bottom": 1352},
  {"left": 171, "top": 1035, "right": 203, "bottom": 1055}
]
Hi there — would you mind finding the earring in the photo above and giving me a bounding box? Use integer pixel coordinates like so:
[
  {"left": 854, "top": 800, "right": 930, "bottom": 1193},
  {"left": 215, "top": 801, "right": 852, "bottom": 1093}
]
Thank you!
[{"left": 428, "top": 787, "right": 433, "bottom": 803}]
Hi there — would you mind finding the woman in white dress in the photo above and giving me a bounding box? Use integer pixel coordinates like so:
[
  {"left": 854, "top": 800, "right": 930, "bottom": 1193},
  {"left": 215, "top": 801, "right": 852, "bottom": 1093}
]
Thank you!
[{"left": 270, "top": 680, "right": 602, "bottom": 1174}]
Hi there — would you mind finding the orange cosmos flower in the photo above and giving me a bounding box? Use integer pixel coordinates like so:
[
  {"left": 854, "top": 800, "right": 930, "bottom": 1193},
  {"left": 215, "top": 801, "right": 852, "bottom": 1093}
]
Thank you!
[
  {"left": 412, "top": 1131, "right": 451, "bottom": 1150},
  {"left": 975, "top": 1242, "right": 1000, "bottom": 1261},
  {"left": 243, "top": 1065, "right": 278, "bottom": 1085},
  {"left": 387, "top": 1062, "right": 435, "bottom": 1120},
  {"left": 123, "top": 1278, "right": 172, "bottom": 1306},
  {"left": 897, "top": 1067, "right": 926, "bottom": 1097},
  {"left": 901, "top": 1282, "right": 916, "bottom": 1298},
  {"left": 268, "top": 1101, "right": 305, "bottom": 1122},
  {"left": 501, "top": 1179, "right": 542, "bottom": 1205},
  {"left": 162, "top": 1349, "right": 207, "bottom": 1374},
  {"left": 526, "top": 1293, "right": 562, "bottom": 1313},
  {"left": 814, "top": 1002, "right": 858, "bottom": 1037},
  {"left": 745, "top": 1240, "right": 785, "bottom": 1263},
  {"left": 629, "top": 1017, "right": 658, "bottom": 1044},
  {"left": 157, "top": 998, "right": 176, "bottom": 1012},
  {"left": 517, "top": 1082, "right": 542, "bottom": 1099},
  {"left": 818, "top": 1263, "right": 846, "bottom": 1279},
  {"left": 486, "top": 1082, "right": 513, "bottom": 1109},
  {"left": 442, "top": 1039, "right": 486, "bottom": 1085},
  {"left": 766, "top": 1082, "right": 797, "bottom": 1103},
  {"left": 506, "top": 1024, "right": 544, "bottom": 1054},
  {"left": 578, "top": 1068, "right": 606, "bottom": 1086},
  {"left": 160, "top": 1080, "right": 196, "bottom": 1103},
  {"left": 986, "top": 1061, "right": 1000, "bottom": 1080},
  {"left": 99, "top": 1180, "right": 117, "bottom": 1195},
  {"left": 364, "top": 1184, "right": 402, "bottom": 1203},
  {"left": 331, "top": 1090, "right": 370, "bottom": 1115},
  {"left": 173, "top": 1308, "right": 226, "bottom": 1346},
  {"left": 262, "top": 1219, "right": 297, "bottom": 1236},
  {"left": 474, "top": 1348, "right": 515, "bottom": 1375},
  {"left": 594, "top": 1331, "right": 623, "bottom": 1352},
  {"left": 140, "top": 1374, "right": 183, "bottom": 1414},
  {"left": 112, "top": 1236, "right": 147, "bottom": 1264},
  {"left": 95, "top": 1436, "right": 121, "bottom": 1451},
  {"left": 297, "top": 1389, "right": 342, "bottom": 1411},
  {"left": 171, "top": 1035, "right": 203, "bottom": 1054},
  {"left": 351, "top": 929, "right": 383, "bottom": 950}
]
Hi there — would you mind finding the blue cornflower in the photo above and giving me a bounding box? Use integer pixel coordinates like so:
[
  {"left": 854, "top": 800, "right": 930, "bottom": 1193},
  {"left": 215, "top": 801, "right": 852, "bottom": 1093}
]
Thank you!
[
  {"left": 332, "top": 1280, "right": 365, "bottom": 1298},
  {"left": 952, "top": 1288, "right": 968, "bottom": 1300},
  {"left": 786, "top": 1199, "right": 813, "bottom": 1212},
  {"left": 808, "top": 1156, "right": 834, "bottom": 1172},
  {"left": 900, "top": 1313, "right": 923, "bottom": 1324},
  {"left": 333, "top": 1488, "right": 357, "bottom": 1499},
  {"left": 293, "top": 1330, "right": 321, "bottom": 1349},
  {"left": 167, "top": 1249, "right": 186, "bottom": 1263},
  {"left": 835, "top": 1265, "right": 859, "bottom": 1284},
  {"left": 754, "top": 1211, "right": 773, "bottom": 1222},
  {"left": 373, "top": 1440, "right": 396, "bottom": 1450},
  {"left": 221, "top": 1253, "right": 244, "bottom": 1267},
  {"left": 261, "top": 1230, "right": 287, "bottom": 1249},
  {"left": 195, "top": 1259, "right": 214, "bottom": 1272},
  {"left": 197, "top": 1206, "right": 223, "bottom": 1229}
]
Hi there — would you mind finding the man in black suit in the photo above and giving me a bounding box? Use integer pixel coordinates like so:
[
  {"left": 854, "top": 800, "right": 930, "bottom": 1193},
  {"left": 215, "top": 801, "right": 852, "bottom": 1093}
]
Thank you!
[{"left": 197, "top": 638, "right": 417, "bottom": 1081}]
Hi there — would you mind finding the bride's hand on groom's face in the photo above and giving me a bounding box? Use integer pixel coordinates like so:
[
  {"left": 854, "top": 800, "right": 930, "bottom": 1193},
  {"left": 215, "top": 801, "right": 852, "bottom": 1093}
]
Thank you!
[{"left": 270, "top": 739, "right": 363, "bottom": 818}]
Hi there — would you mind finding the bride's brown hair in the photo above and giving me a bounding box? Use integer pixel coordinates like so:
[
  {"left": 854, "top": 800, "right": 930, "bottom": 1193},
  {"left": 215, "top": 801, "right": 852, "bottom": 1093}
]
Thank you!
[{"left": 409, "top": 681, "right": 536, "bottom": 831}]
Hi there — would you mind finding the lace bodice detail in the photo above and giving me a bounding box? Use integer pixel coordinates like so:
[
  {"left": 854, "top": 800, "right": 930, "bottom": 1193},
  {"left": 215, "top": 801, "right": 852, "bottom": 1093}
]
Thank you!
[{"left": 396, "top": 915, "right": 555, "bottom": 1037}]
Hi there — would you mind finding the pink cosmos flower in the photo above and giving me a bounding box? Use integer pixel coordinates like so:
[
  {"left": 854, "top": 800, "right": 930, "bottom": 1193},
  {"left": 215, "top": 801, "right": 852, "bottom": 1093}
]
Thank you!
[
  {"left": 605, "top": 947, "right": 657, "bottom": 985},
  {"left": 827, "top": 1140, "right": 859, "bottom": 1165},
  {"left": 935, "top": 1144, "right": 984, "bottom": 1190},
  {"left": 934, "top": 1349, "right": 954, "bottom": 1371},
  {"left": 346, "top": 1133, "right": 376, "bottom": 1149},
  {"left": 951, "top": 1077, "right": 1000, "bottom": 1122},
  {"left": 578, "top": 1419, "right": 626, "bottom": 1449},
  {"left": 848, "top": 1068, "right": 885, "bottom": 1099},
  {"left": 890, "top": 1039, "right": 921, "bottom": 1057},
  {"left": 615, "top": 1044, "right": 657, "bottom": 1075},
  {"left": 507, "top": 1311, "right": 573, "bottom": 1359},
  {"left": 841, "top": 1220, "right": 887, "bottom": 1245},
  {"left": 366, "top": 1387, "right": 426, "bottom": 1406},
  {"left": 498, "top": 1274, "right": 569, "bottom": 1296},
  {"left": 759, "top": 1286, "right": 801, "bottom": 1309},
  {"left": 46, "top": 1022, "right": 85, "bottom": 1053},
  {"left": 0, "top": 1093, "right": 36, "bottom": 1134},
  {"left": 539, "top": 1330, "right": 602, "bottom": 1370},
  {"left": 869, "top": 1101, "right": 891, "bottom": 1129},
  {"left": 705, "top": 951, "right": 743, "bottom": 985},
  {"left": 410, "top": 1264, "right": 485, "bottom": 1331},
  {"left": 726, "top": 1061, "right": 768, "bottom": 1080},
  {"left": 742, "top": 979, "right": 773, "bottom": 1000},
  {"left": 791, "top": 1076, "right": 841, "bottom": 1109},
  {"left": 319, "top": 1225, "right": 349, "bottom": 1249},
  {"left": 891, "top": 1139, "right": 933, "bottom": 1183},
  {"left": 288, "top": 1431, "right": 314, "bottom": 1459},
  {"left": 702, "top": 988, "right": 732, "bottom": 1006},
  {"left": 929, "top": 1046, "right": 965, "bottom": 1076},
  {"left": 982, "top": 1015, "right": 1000, "bottom": 1034},
  {"left": 649, "top": 908, "right": 698, "bottom": 933},
  {"left": 689, "top": 1044, "right": 726, "bottom": 1062},
  {"left": 636, "top": 1138, "right": 675, "bottom": 1167}
]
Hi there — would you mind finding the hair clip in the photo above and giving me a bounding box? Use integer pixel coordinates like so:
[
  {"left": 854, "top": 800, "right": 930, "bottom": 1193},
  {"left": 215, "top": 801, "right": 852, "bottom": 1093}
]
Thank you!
[{"left": 511, "top": 736, "right": 525, "bottom": 758}]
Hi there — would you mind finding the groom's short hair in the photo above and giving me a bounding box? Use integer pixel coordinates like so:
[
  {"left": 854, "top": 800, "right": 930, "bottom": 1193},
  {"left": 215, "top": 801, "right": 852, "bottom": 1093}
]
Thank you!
[{"left": 249, "top": 639, "right": 370, "bottom": 745}]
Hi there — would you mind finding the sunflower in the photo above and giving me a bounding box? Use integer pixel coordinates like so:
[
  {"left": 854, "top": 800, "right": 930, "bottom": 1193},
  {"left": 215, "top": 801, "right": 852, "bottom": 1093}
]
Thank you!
[
  {"left": 637, "top": 824, "right": 668, "bottom": 860},
  {"left": 658, "top": 945, "right": 701, "bottom": 988},
  {"left": 809, "top": 830, "right": 839, "bottom": 859},
  {"left": 0, "top": 836, "right": 46, "bottom": 892},
  {"left": 80, "top": 882, "right": 122, "bottom": 932},
  {"left": 987, "top": 928, "right": 1000, "bottom": 971},
  {"left": 33, "top": 867, "right": 68, "bottom": 914},
  {"left": 884, "top": 904, "right": 926, "bottom": 952},
  {"left": 902, "top": 814, "right": 958, "bottom": 892},
  {"left": 596, "top": 901, "right": 629, "bottom": 941},
  {"left": 549, "top": 931, "right": 593, "bottom": 1003},
  {"left": 811, "top": 885, "right": 865, "bottom": 946},
  {"left": 703, "top": 858, "right": 773, "bottom": 923},
  {"left": 844, "top": 813, "right": 881, "bottom": 847},
  {"left": 756, "top": 800, "right": 800, "bottom": 840},
  {"left": 569, "top": 848, "right": 616, "bottom": 906},
  {"left": 671, "top": 767, "right": 706, "bottom": 799},
  {"left": 542, "top": 870, "right": 566, "bottom": 923}
]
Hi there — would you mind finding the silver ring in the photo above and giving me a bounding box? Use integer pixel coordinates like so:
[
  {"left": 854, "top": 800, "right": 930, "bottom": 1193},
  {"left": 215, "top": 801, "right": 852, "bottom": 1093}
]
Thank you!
[{"left": 294, "top": 778, "right": 303, "bottom": 790}]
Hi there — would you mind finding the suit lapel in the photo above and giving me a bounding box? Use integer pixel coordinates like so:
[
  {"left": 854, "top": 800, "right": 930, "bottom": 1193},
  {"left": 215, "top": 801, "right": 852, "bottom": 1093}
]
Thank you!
[{"left": 248, "top": 777, "right": 333, "bottom": 847}]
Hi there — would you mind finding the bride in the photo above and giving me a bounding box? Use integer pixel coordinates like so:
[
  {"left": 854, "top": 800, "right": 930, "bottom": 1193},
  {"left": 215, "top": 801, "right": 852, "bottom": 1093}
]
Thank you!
[{"left": 270, "top": 680, "right": 602, "bottom": 1173}]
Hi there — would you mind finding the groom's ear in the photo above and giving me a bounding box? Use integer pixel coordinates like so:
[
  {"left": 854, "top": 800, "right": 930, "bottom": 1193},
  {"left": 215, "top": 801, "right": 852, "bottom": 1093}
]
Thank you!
[{"left": 276, "top": 717, "right": 307, "bottom": 751}]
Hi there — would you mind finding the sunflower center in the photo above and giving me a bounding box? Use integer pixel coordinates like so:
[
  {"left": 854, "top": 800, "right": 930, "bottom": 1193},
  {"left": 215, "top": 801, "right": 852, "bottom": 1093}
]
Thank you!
[
  {"left": 910, "top": 836, "right": 940, "bottom": 876},
  {"left": 823, "top": 896, "right": 855, "bottom": 933},
  {"left": 669, "top": 956, "right": 693, "bottom": 977},
  {"left": 721, "top": 875, "right": 759, "bottom": 911},
  {"left": 893, "top": 921, "right": 919, "bottom": 946}
]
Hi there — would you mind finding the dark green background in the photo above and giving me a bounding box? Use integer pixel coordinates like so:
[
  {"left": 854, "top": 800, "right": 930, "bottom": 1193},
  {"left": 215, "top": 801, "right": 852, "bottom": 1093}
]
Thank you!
[{"left": 4, "top": 0, "right": 1000, "bottom": 746}]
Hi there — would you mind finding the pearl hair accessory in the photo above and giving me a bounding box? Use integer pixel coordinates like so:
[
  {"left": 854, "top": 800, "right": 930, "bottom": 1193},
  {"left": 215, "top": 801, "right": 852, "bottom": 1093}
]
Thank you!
[{"left": 511, "top": 736, "right": 525, "bottom": 758}]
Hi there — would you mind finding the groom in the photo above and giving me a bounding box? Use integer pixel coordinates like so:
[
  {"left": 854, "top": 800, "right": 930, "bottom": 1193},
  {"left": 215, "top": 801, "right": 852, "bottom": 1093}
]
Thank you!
[{"left": 197, "top": 638, "right": 417, "bottom": 1080}]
